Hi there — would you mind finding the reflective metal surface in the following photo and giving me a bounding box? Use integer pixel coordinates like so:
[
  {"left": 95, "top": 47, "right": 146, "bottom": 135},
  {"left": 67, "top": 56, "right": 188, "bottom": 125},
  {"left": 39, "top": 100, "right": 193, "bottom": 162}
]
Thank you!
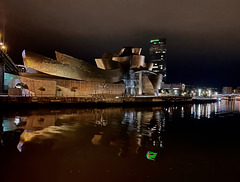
[
  {"left": 23, "top": 51, "right": 123, "bottom": 83},
  {"left": 95, "top": 58, "right": 121, "bottom": 70},
  {"left": 22, "top": 48, "right": 162, "bottom": 95}
]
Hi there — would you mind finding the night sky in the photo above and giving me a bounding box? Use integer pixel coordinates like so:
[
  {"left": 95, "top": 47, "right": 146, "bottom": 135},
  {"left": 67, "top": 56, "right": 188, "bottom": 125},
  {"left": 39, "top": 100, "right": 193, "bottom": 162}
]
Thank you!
[{"left": 1, "top": 0, "right": 240, "bottom": 89}]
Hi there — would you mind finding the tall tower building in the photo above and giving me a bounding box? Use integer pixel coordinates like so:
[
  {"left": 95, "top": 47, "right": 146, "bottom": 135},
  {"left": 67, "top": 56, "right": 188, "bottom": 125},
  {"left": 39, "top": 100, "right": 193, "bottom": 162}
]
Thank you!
[{"left": 149, "top": 38, "right": 167, "bottom": 83}]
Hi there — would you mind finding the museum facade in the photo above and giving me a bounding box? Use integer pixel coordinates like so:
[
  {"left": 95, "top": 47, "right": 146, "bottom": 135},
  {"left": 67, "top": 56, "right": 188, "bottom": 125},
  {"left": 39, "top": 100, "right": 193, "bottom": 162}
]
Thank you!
[{"left": 5, "top": 47, "right": 162, "bottom": 97}]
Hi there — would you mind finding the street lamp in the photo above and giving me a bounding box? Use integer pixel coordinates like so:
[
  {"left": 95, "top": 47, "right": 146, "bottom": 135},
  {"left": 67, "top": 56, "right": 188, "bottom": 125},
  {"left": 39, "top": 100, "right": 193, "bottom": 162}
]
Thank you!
[{"left": 0, "top": 45, "right": 7, "bottom": 53}]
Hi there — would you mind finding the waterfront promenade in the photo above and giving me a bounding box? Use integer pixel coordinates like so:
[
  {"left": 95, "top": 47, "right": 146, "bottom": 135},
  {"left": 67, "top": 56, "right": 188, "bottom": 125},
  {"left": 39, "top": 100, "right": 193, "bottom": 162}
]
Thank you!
[{"left": 0, "top": 95, "right": 194, "bottom": 106}]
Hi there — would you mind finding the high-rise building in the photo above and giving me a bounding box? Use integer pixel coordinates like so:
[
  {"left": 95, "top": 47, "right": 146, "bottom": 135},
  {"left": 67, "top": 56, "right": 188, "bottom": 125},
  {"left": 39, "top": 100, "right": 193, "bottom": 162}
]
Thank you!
[{"left": 149, "top": 38, "right": 167, "bottom": 82}]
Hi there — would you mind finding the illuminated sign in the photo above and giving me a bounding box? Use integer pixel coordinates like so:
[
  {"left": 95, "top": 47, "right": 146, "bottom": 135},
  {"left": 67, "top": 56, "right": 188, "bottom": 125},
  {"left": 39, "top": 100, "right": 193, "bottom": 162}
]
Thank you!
[
  {"left": 150, "top": 39, "right": 159, "bottom": 43},
  {"left": 146, "top": 151, "right": 157, "bottom": 161}
]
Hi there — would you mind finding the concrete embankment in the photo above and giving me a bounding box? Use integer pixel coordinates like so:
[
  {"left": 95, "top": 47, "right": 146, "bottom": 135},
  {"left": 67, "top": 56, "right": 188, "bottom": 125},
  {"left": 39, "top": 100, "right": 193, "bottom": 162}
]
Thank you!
[{"left": 0, "top": 96, "right": 195, "bottom": 108}]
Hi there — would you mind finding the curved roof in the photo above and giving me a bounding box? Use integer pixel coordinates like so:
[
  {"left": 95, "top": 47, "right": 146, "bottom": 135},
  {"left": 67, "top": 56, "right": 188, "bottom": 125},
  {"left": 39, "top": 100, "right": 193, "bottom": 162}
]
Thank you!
[{"left": 22, "top": 50, "right": 123, "bottom": 83}]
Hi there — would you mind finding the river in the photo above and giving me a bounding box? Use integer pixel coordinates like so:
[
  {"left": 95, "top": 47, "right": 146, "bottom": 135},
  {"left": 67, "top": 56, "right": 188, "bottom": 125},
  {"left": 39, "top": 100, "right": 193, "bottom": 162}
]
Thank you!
[{"left": 1, "top": 100, "right": 240, "bottom": 182}]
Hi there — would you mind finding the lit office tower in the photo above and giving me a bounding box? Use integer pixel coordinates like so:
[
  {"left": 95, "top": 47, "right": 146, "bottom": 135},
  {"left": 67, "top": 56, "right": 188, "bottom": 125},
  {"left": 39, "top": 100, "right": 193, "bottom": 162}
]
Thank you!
[{"left": 149, "top": 38, "right": 167, "bottom": 82}]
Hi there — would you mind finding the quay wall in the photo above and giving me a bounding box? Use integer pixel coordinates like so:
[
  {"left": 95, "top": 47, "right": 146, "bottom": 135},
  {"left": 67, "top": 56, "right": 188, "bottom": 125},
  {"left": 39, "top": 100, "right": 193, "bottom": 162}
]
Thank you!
[
  {"left": 0, "top": 96, "right": 194, "bottom": 107},
  {"left": 8, "top": 76, "right": 125, "bottom": 97}
]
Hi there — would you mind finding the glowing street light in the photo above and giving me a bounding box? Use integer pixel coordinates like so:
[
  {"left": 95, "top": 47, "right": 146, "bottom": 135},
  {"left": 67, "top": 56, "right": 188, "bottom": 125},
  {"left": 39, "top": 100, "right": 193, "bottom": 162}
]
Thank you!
[
  {"left": 1, "top": 45, "right": 6, "bottom": 50},
  {"left": 0, "top": 45, "right": 7, "bottom": 53}
]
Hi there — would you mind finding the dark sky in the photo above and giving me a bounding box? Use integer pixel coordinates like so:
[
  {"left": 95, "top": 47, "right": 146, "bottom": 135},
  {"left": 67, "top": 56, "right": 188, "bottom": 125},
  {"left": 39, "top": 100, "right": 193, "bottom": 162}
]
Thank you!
[{"left": 1, "top": 0, "right": 240, "bottom": 89}]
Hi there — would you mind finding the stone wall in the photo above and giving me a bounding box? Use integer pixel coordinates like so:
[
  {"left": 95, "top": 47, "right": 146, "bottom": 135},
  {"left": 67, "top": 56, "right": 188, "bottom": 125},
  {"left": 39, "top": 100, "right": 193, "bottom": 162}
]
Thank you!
[
  {"left": 8, "top": 88, "right": 22, "bottom": 96},
  {"left": 9, "top": 75, "right": 125, "bottom": 97},
  {"left": 56, "top": 79, "right": 125, "bottom": 97},
  {"left": 13, "top": 77, "right": 57, "bottom": 97}
]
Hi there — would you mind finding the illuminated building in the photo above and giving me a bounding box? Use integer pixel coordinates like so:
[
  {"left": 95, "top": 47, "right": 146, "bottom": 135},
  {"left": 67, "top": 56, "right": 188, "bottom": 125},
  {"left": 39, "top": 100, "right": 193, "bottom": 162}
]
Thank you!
[
  {"left": 161, "top": 83, "right": 185, "bottom": 96},
  {"left": 149, "top": 38, "right": 167, "bottom": 83},
  {"left": 2, "top": 47, "right": 163, "bottom": 97},
  {"left": 222, "top": 87, "right": 232, "bottom": 94}
]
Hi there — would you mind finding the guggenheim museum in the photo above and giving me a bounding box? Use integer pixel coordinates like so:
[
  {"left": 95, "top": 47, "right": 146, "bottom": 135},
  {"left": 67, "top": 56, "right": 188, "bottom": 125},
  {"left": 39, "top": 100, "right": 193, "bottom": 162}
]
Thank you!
[{"left": 2, "top": 47, "right": 163, "bottom": 97}]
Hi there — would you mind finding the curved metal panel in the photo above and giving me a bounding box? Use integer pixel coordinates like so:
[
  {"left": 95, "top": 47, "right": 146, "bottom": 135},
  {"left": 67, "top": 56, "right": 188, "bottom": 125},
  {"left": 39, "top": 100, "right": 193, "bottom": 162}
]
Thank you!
[
  {"left": 23, "top": 51, "right": 123, "bottom": 83},
  {"left": 55, "top": 52, "right": 123, "bottom": 82},
  {"left": 132, "top": 48, "right": 142, "bottom": 55},
  {"left": 148, "top": 74, "right": 162, "bottom": 89},
  {"left": 95, "top": 58, "right": 120, "bottom": 70},
  {"left": 131, "top": 55, "right": 145, "bottom": 69},
  {"left": 119, "top": 47, "right": 141, "bottom": 56},
  {"left": 118, "top": 48, "right": 125, "bottom": 56},
  {"left": 144, "top": 63, "right": 154, "bottom": 71},
  {"left": 112, "top": 56, "right": 131, "bottom": 68},
  {"left": 55, "top": 51, "right": 93, "bottom": 70},
  {"left": 102, "top": 53, "right": 119, "bottom": 59}
]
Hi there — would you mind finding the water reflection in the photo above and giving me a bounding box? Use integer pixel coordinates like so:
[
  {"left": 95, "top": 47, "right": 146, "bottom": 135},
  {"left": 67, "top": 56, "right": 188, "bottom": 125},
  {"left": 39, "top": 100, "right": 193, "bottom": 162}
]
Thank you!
[
  {"left": 191, "top": 100, "right": 240, "bottom": 119},
  {"left": 191, "top": 103, "right": 216, "bottom": 119},
  {"left": 1, "top": 102, "right": 240, "bottom": 182},
  {"left": 0, "top": 108, "right": 166, "bottom": 157},
  {"left": 1, "top": 100, "right": 240, "bottom": 156}
]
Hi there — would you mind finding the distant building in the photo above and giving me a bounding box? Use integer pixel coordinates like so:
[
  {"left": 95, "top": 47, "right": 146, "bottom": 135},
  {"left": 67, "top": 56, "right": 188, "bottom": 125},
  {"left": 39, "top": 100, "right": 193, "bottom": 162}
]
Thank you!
[
  {"left": 149, "top": 38, "right": 167, "bottom": 83},
  {"left": 222, "top": 87, "right": 232, "bottom": 94},
  {"left": 233, "top": 86, "right": 240, "bottom": 94},
  {"left": 161, "top": 83, "right": 185, "bottom": 96}
]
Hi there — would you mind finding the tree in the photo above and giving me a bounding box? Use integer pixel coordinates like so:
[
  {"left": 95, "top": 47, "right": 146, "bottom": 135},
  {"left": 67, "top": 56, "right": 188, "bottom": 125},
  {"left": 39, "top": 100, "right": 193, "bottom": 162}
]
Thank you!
[
  {"left": 38, "top": 87, "right": 46, "bottom": 97},
  {"left": 71, "top": 87, "right": 78, "bottom": 97}
]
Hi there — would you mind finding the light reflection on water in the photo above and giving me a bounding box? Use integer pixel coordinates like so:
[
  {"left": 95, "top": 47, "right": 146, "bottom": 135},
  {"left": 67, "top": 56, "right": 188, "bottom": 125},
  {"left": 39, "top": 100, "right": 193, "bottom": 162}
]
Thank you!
[
  {"left": 1, "top": 101, "right": 240, "bottom": 181},
  {"left": 0, "top": 108, "right": 167, "bottom": 156},
  {"left": 191, "top": 100, "right": 240, "bottom": 119},
  {"left": 1, "top": 100, "right": 240, "bottom": 155}
]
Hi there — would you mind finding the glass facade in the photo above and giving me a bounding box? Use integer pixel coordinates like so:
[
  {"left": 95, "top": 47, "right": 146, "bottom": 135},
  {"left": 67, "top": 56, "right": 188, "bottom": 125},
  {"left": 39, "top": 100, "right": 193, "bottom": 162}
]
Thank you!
[{"left": 149, "top": 38, "right": 167, "bottom": 83}]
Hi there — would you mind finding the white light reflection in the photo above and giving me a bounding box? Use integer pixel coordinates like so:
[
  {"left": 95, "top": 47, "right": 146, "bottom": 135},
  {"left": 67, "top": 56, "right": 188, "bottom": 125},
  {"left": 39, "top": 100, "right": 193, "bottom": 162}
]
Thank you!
[
  {"left": 197, "top": 104, "right": 201, "bottom": 119},
  {"left": 181, "top": 107, "right": 184, "bottom": 118},
  {"left": 14, "top": 117, "right": 20, "bottom": 125},
  {"left": 189, "top": 101, "right": 240, "bottom": 119}
]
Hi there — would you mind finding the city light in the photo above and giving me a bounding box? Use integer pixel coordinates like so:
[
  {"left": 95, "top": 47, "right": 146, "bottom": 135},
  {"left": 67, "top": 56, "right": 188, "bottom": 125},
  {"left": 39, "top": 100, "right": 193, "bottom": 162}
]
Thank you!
[
  {"left": 1, "top": 45, "right": 6, "bottom": 50},
  {"left": 208, "top": 90, "right": 212, "bottom": 97},
  {"left": 198, "top": 89, "right": 202, "bottom": 97},
  {"left": 150, "top": 39, "right": 160, "bottom": 43}
]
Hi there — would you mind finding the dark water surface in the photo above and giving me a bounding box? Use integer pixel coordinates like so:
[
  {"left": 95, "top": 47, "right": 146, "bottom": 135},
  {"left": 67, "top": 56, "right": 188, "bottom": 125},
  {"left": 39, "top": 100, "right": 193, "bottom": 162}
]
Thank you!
[{"left": 1, "top": 100, "right": 240, "bottom": 182}]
